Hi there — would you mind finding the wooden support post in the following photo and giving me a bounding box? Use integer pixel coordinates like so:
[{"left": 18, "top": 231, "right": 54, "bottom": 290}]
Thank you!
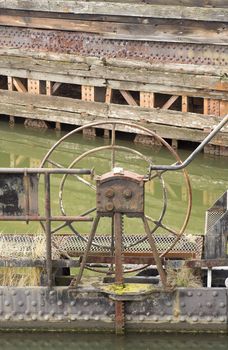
[
  {"left": 171, "top": 139, "right": 178, "bottom": 150},
  {"left": 105, "top": 87, "right": 113, "bottom": 104},
  {"left": 182, "top": 95, "right": 188, "bottom": 113},
  {"left": 46, "top": 81, "right": 61, "bottom": 130},
  {"left": 140, "top": 92, "right": 154, "bottom": 108},
  {"left": 82, "top": 85, "right": 96, "bottom": 137},
  {"left": 120, "top": 90, "right": 138, "bottom": 106},
  {"left": 7, "top": 77, "right": 15, "bottom": 127},
  {"left": 25, "top": 79, "right": 47, "bottom": 129}
]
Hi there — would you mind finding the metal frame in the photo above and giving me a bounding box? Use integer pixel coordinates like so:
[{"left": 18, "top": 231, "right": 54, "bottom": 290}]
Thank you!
[{"left": 0, "top": 167, "right": 93, "bottom": 288}]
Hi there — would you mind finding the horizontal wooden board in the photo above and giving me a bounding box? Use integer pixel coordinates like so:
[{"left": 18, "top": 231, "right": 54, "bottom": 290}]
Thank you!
[
  {"left": 0, "top": 1, "right": 227, "bottom": 22},
  {"left": 0, "top": 15, "right": 227, "bottom": 45},
  {"left": 0, "top": 52, "right": 227, "bottom": 95},
  {"left": 0, "top": 90, "right": 227, "bottom": 146}
]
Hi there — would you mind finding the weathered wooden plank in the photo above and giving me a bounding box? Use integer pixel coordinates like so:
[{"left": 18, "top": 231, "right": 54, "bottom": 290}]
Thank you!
[
  {"left": 0, "top": 1, "right": 227, "bottom": 21},
  {"left": 1, "top": 101, "right": 227, "bottom": 146},
  {"left": 1, "top": 67, "right": 227, "bottom": 101},
  {"left": 0, "top": 15, "right": 227, "bottom": 45},
  {"left": 0, "top": 48, "right": 226, "bottom": 77},
  {"left": 0, "top": 90, "right": 227, "bottom": 135},
  {"left": 0, "top": 54, "right": 227, "bottom": 92}
]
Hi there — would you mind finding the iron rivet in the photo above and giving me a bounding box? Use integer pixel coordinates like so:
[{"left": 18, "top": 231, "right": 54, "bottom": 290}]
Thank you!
[
  {"left": 83, "top": 301, "right": 88, "bottom": 307},
  {"left": 219, "top": 302, "right": 225, "bottom": 308},
  {"left": 31, "top": 301, "right": 37, "bottom": 307},
  {"left": 197, "top": 292, "right": 202, "bottom": 296},
  {"left": 50, "top": 310, "right": 55, "bottom": 316},
  {"left": 146, "top": 312, "right": 150, "bottom": 316},
  {"left": 64, "top": 311, "right": 68, "bottom": 316},
  {"left": 167, "top": 316, "right": 172, "bottom": 322},
  {"left": 44, "top": 315, "right": 49, "bottom": 321},
  {"left": 25, "top": 310, "right": 30, "bottom": 315},
  {"left": 78, "top": 311, "right": 82, "bottom": 316},
  {"left": 71, "top": 316, "right": 76, "bottom": 321},
  {"left": 84, "top": 315, "right": 89, "bottom": 321},
  {"left": 18, "top": 315, "right": 24, "bottom": 320},
  {"left": 187, "top": 291, "right": 193, "bottom": 297},
  {"left": 18, "top": 301, "right": 24, "bottom": 307},
  {"left": 94, "top": 316, "right": 99, "bottom": 321},
  {"left": 180, "top": 302, "right": 185, "bottom": 307},
  {"left": 212, "top": 291, "right": 218, "bottom": 297},
  {"left": 180, "top": 316, "right": 185, "bottom": 322},
  {"left": 58, "top": 315, "right": 63, "bottom": 321},
  {"left": 39, "top": 311, "right": 44, "bottom": 316},
  {"left": 220, "top": 317, "right": 225, "bottom": 322},
  {"left": 127, "top": 315, "right": 132, "bottom": 321},
  {"left": 207, "top": 316, "right": 212, "bottom": 322},
  {"left": 12, "top": 290, "right": 17, "bottom": 296},
  {"left": 49, "top": 290, "right": 55, "bottom": 296},
  {"left": 32, "top": 315, "right": 37, "bottom": 321},
  {"left": 57, "top": 301, "right": 63, "bottom": 306},
  {"left": 192, "top": 316, "right": 198, "bottom": 322},
  {"left": 207, "top": 302, "right": 212, "bottom": 308},
  {"left": 153, "top": 316, "right": 158, "bottom": 322},
  {"left": 5, "top": 314, "right": 10, "bottom": 320},
  {"left": 25, "top": 291, "right": 30, "bottom": 296},
  {"left": 139, "top": 315, "right": 144, "bottom": 321},
  {"left": 70, "top": 301, "right": 76, "bottom": 307},
  {"left": 4, "top": 301, "right": 10, "bottom": 306}
]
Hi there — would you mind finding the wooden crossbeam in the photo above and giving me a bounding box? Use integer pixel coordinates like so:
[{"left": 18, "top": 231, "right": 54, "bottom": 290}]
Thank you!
[
  {"left": 12, "top": 77, "right": 27, "bottom": 93},
  {"left": 120, "top": 90, "right": 138, "bottom": 106},
  {"left": 161, "top": 95, "right": 179, "bottom": 110}
]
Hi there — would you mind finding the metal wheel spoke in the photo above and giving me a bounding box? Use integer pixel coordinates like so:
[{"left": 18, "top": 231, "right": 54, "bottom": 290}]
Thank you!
[
  {"left": 111, "top": 123, "right": 116, "bottom": 170},
  {"left": 158, "top": 222, "right": 179, "bottom": 237}
]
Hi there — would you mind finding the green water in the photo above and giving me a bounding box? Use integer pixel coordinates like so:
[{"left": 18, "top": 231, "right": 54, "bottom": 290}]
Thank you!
[
  {"left": 0, "top": 332, "right": 227, "bottom": 350},
  {"left": 0, "top": 120, "right": 227, "bottom": 235}
]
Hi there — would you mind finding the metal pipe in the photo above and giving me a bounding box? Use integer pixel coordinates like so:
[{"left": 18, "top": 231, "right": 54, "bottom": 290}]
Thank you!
[
  {"left": 0, "top": 168, "right": 92, "bottom": 174},
  {"left": 150, "top": 114, "right": 228, "bottom": 171},
  {"left": 0, "top": 216, "right": 93, "bottom": 221},
  {"left": 44, "top": 173, "right": 52, "bottom": 288}
]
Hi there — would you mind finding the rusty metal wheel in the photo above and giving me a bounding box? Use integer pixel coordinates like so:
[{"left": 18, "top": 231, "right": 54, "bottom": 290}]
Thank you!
[{"left": 40, "top": 121, "right": 192, "bottom": 264}]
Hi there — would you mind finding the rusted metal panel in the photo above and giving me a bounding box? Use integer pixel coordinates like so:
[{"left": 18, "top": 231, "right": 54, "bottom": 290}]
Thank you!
[
  {"left": 0, "top": 27, "right": 227, "bottom": 66},
  {"left": 0, "top": 173, "right": 38, "bottom": 216},
  {"left": 96, "top": 171, "right": 145, "bottom": 216}
]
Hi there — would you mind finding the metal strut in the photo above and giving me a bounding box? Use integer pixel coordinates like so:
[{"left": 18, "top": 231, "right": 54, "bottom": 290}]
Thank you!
[{"left": 114, "top": 213, "right": 125, "bottom": 335}]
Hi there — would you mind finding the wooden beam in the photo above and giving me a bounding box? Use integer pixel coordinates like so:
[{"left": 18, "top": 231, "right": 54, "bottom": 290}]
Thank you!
[
  {"left": 161, "top": 95, "right": 179, "bottom": 110},
  {"left": 12, "top": 77, "right": 27, "bottom": 93},
  {"left": 0, "top": 1, "right": 227, "bottom": 22},
  {"left": 105, "top": 87, "right": 113, "bottom": 104},
  {"left": 182, "top": 95, "right": 188, "bottom": 113},
  {"left": 140, "top": 92, "right": 154, "bottom": 108},
  {"left": 0, "top": 90, "right": 227, "bottom": 142},
  {"left": 0, "top": 53, "right": 227, "bottom": 93},
  {"left": 0, "top": 14, "right": 227, "bottom": 44},
  {"left": 120, "top": 90, "right": 138, "bottom": 106}
]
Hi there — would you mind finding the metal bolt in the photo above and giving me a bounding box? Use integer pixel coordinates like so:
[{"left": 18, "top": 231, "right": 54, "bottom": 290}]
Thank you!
[
  {"left": 31, "top": 301, "right": 37, "bottom": 307},
  {"left": 105, "top": 189, "right": 115, "bottom": 198},
  {"left": 57, "top": 300, "right": 63, "bottom": 306},
  {"left": 4, "top": 301, "right": 10, "bottom": 307},
  {"left": 32, "top": 315, "right": 37, "bottom": 321},
  {"left": 187, "top": 291, "right": 193, "bottom": 297},
  {"left": 49, "top": 290, "right": 55, "bottom": 296},
  {"left": 44, "top": 315, "right": 50, "bottom": 321},
  {"left": 12, "top": 290, "right": 17, "bottom": 296},
  {"left": 219, "top": 302, "right": 225, "bottom": 308},
  {"left": 192, "top": 316, "right": 198, "bottom": 322},
  {"left": 18, "top": 301, "right": 24, "bottom": 307},
  {"left": 123, "top": 189, "right": 132, "bottom": 199},
  {"left": 180, "top": 316, "right": 186, "bottom": 322},
  {"left": 70, "top": 301, "right": 76, "bottom": 307},
  {"left": 197, "top": 292, "right": 202, "bottom": 296},
  {"left": 212, "top": 291, "right": 218, "bottom": 297},
  {"left": 25, "top": 290, "right": 30, "bottom": 296}
]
